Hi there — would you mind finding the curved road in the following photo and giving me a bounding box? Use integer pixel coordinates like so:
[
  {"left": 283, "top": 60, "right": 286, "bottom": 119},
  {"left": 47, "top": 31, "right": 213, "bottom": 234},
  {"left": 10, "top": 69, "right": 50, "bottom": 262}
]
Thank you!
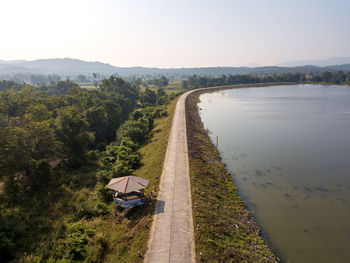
[{"left": 145, "top": 91, "right": 196, "bottom": 263}]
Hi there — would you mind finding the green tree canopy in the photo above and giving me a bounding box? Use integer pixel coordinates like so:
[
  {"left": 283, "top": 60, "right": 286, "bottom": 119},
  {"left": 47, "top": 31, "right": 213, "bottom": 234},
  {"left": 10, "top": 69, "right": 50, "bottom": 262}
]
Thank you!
[
  {"left": 99, "top": 76, "right": 139, "bottom": 102},
  {"left": 140, "top": 88, "right": 156, "bottom": 106},
  {"left": 55, "top": 106, "right": 94, "bottom": 168}
]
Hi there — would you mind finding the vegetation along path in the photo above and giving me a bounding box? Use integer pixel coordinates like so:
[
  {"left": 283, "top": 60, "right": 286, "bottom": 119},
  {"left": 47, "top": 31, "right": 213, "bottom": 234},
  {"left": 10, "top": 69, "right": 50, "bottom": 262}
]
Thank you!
[{"left": 145, "top": 91, "right": 196, "bottom": 263}]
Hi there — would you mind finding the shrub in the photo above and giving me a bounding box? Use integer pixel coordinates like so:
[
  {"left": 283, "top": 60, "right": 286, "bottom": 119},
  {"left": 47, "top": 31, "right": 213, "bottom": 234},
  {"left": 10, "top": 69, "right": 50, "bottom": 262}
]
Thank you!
[
  {"left": 116, "top": 119, "right": 149, "bottom": 145},
  {"left": 52, "top": 223, "right": 95, "bottom": 261},
  {"left": 96, "top": 182, "right": 113, "bottom": 203},
  {"left": 0, "top": 212, "right": 21, "bottom": 262},
  {"left": 75, "top": 205, "right": 98, "bottom": 220}
]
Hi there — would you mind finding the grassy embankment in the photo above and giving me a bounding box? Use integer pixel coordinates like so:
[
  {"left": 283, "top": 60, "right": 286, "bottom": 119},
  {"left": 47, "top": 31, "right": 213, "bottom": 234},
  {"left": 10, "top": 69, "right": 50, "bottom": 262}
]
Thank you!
[
  {"left": 98, "top": 95, "right": 180, "bottom": 262},
  {"left": 186, "top": 88, "right": 279, "bottom": 263}
]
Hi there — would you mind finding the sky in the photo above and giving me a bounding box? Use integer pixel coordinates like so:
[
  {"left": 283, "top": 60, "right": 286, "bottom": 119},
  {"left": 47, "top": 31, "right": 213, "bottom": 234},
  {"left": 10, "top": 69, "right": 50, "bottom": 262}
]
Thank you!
[{"left": 0, "top": 0, "right": 349, "bottom": 68}]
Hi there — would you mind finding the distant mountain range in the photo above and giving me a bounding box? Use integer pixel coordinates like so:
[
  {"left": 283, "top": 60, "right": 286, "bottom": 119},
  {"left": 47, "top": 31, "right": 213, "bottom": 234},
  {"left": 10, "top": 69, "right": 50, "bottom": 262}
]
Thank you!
[
  {"left": 0, "top": 58, "right": 117, "bottom": 76},
  {"left": 279, "top": 57, "right": 350, "bottom": 67},
  {"left": 0, "top": 57, "right": 350, "bottom": 79}
]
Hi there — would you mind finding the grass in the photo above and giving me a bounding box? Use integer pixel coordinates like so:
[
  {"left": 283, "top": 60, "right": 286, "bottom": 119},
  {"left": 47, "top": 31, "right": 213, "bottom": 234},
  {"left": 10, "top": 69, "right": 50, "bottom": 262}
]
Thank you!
[
  {"left": 78, "top": 83, "right": 98, "bottom": 89},
  {"left": 186, "top": 91, "right": 279, "bottom": 263},
  {"left": 166, "top": 80, "right": 184, "bottom": 91},
  {"left": 141, "top": 80, "right": 185, "bottom": 94}
]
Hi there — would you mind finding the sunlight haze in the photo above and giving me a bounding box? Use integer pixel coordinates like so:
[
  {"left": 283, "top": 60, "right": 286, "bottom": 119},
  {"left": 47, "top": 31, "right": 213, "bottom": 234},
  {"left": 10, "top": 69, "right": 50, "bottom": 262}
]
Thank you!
[{"left": 1, "top": 0, "right": 349, "bottom": 67}]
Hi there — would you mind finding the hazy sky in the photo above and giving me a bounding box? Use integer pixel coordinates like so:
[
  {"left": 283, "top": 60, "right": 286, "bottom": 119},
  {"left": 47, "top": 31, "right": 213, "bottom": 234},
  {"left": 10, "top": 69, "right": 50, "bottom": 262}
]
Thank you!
[{"left": 0, "top": 0, "right": 349, "bottom": 67}]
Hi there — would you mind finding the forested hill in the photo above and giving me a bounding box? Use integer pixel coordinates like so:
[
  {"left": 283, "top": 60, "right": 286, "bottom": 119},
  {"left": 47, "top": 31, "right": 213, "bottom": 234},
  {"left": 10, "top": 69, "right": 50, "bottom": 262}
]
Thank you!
[
  {"left": 0, "top": 58, "right": 117, "bottom": 76},
  {"left": 1, "top": 58, "right": 350, "bottom": 79}
]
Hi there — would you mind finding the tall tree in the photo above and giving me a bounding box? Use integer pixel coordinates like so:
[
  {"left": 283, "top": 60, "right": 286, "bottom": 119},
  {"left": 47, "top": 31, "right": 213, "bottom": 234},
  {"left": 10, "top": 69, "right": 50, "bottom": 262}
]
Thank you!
[
  {"left": 140, "top": 88, "right": 156, "bottom": 106},
  {"left": 55, "top": 106, "right": 94, "bottom": 168},
  {"left": 99, "top": 76, "right": 139, "bottom": 102}
]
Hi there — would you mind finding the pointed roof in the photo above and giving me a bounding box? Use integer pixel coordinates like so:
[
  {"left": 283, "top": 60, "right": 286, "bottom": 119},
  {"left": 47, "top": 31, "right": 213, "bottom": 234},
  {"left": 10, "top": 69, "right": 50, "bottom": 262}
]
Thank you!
[{"left": 107, "top": 176, "right": 149, "bottom": 193}]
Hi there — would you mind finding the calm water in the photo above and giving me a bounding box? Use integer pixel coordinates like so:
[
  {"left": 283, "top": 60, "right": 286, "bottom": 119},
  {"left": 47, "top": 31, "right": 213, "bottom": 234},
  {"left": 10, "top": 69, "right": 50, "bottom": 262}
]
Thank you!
[{"left": 198, "top": 84, "right": 350, "bottom": 263}]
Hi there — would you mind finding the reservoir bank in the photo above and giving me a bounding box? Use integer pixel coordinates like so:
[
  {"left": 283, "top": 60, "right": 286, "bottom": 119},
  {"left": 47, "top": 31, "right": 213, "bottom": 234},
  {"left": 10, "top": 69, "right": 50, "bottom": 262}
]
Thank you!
[{"left": 198, "top": 84, "right": 350, "bottom": 262}]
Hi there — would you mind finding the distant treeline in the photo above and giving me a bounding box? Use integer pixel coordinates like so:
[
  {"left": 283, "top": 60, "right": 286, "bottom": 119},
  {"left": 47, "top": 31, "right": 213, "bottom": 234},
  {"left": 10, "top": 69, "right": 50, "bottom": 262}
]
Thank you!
[
  {"left": 0, "top": 72, "right": 107, "bottom": 86},
  {"left": 181, "top": 71, "right": 350, "bottom": 89},
  {"left": 0, "top": 73, "right": 62, "bottom": 85},
  {"left": 0, "top": 73, "right": 171, "bottom": 89},
  {"left": 0, "top": 79, "right": 78, "bottom": 94}
]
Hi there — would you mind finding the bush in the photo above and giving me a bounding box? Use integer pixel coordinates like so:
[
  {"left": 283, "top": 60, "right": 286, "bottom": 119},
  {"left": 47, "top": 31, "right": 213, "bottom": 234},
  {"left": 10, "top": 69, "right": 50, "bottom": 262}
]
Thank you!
[
  {"left": 103, "top": 139, "right": 142, "bottom": 175},
  {"left": 75, "top": 205, "right": 98, "bottom": 220},
  {"left": 96, "top": 182, "right": 113, "bottom": 203},
  {"left": 87, "top": 150, "right": 98, "bottom": 162},
  {"left": 94, "top": 201, "right": 109, "bottom": 216},
  {"left": 25, "top": 222, "right": 108, "bottom": 263},
  {"left": 116, "top": 119, "right": 149, "bottom": 145},
  {"left": 51, "top": 223, "right": 95, "bottom": 261},
  {"left": 112, "top": 161, "right": 135, "bottom": 177},
  {"left": 161, "top": 110, "right": 168, "bottom": 117},
  {"left": 0, "top": 213, "right": 20, "bottom": 262},
  {"left": 96, "top": 170, "right": 113, "bottom": 185}
]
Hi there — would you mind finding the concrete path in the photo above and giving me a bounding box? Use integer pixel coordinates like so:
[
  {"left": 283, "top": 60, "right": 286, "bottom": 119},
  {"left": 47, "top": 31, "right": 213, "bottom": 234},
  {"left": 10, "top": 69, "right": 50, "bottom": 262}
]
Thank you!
[{"left": 145, "top": 91, "right": 196, "bottom": 263}]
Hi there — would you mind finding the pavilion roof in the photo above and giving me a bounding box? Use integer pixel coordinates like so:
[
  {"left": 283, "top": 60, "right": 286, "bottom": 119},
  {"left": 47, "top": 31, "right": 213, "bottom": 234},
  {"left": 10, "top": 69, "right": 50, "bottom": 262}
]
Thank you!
[{"left": 107, "top": 176, "right": 149, "bottom": 193}]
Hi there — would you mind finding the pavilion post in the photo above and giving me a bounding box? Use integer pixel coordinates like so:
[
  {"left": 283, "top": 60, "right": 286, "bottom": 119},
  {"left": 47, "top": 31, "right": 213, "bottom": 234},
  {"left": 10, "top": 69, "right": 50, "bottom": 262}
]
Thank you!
[{"left": 113, "top": 198, "right": 117, "bottom": 216}]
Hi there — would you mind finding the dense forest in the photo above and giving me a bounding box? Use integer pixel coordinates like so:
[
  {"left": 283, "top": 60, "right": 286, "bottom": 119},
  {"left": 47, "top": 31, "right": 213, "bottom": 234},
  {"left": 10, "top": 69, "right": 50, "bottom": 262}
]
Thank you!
[
  {"left": 0, "top": 77, "right": 172, "bottom": 262},
  {"left": 181, "top": 70, "right": 350, "bottom": 89}
]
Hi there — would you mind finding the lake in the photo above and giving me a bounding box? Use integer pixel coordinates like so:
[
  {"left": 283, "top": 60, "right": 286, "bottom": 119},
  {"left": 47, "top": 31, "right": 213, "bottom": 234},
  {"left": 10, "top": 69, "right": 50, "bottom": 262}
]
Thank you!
[{"left": 198, "top": 84, "right": 350, "bottom": 263}]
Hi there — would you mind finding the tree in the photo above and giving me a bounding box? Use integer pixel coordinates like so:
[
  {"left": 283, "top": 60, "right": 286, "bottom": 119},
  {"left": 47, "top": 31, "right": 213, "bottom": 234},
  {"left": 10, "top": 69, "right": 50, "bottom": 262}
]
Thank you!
[
  {"left": 103, "top": 100, "right": 122, "bottom": 142},
  {"left": 335, "top": 71, "right": 346, "bottom": 84},
  {"left": 86, "top": 107, "right": 108, "bottom": 147},
  {"left": 0, "top": 87, "right": 36, "bottom": 119},
  {"left": 187, "top": 75, "right": 200, "bottom": 89},
  {"left": 55, "top": 106, "right": 94, "bottom": 168},
  {"left": 322, "top": 71, "right": 333, "bottom": 82},
  {"left": 156, "top": 87, "right": 168, "bottom": 105},
  {"left": 103, "top": 137, "right": 141, "bottom": 175},
  {"left": 182, "top": 80, "right": 188, "bottom": 90},
  {"left": 133, "top": 78, "right": 143, "bottom": 88},
  {"left": 116, "top": 119, "right": 149, "bottom": 145},
  {"left": 140, "top": 88, "right": 156, "bottom": 106},
  {"left": 157, "top": 76, "right": 169, "bottom": 87},
  {"left": 25, "top": 104, "right": 52, "bottom": 122},
  {"left": 0, "top": 80, "right": 24, "bottom": 92},
  {"left": 0, "top": 118, "right": 59, "bottom": 194},
  {"left": 99, "top": 76, "right": 139, "bottom": 102},
  {"left": 116, "top": 109, "right": 154, "bottom": 145},
  {"left": 77, "top": 75, "right": 88, "bottom": 83},
  {"left": 53, "top": 80, "right": 79, "bottom": 95}
]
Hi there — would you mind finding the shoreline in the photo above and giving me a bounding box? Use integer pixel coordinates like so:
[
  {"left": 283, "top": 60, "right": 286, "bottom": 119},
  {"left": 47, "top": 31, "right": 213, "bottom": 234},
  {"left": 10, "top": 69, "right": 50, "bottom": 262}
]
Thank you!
[
  {"left": 185, "top": 83, "right": 291, "bottom": 262},
  {"left": 186, "top": 82, "right": 350, "bottom": 263}
]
